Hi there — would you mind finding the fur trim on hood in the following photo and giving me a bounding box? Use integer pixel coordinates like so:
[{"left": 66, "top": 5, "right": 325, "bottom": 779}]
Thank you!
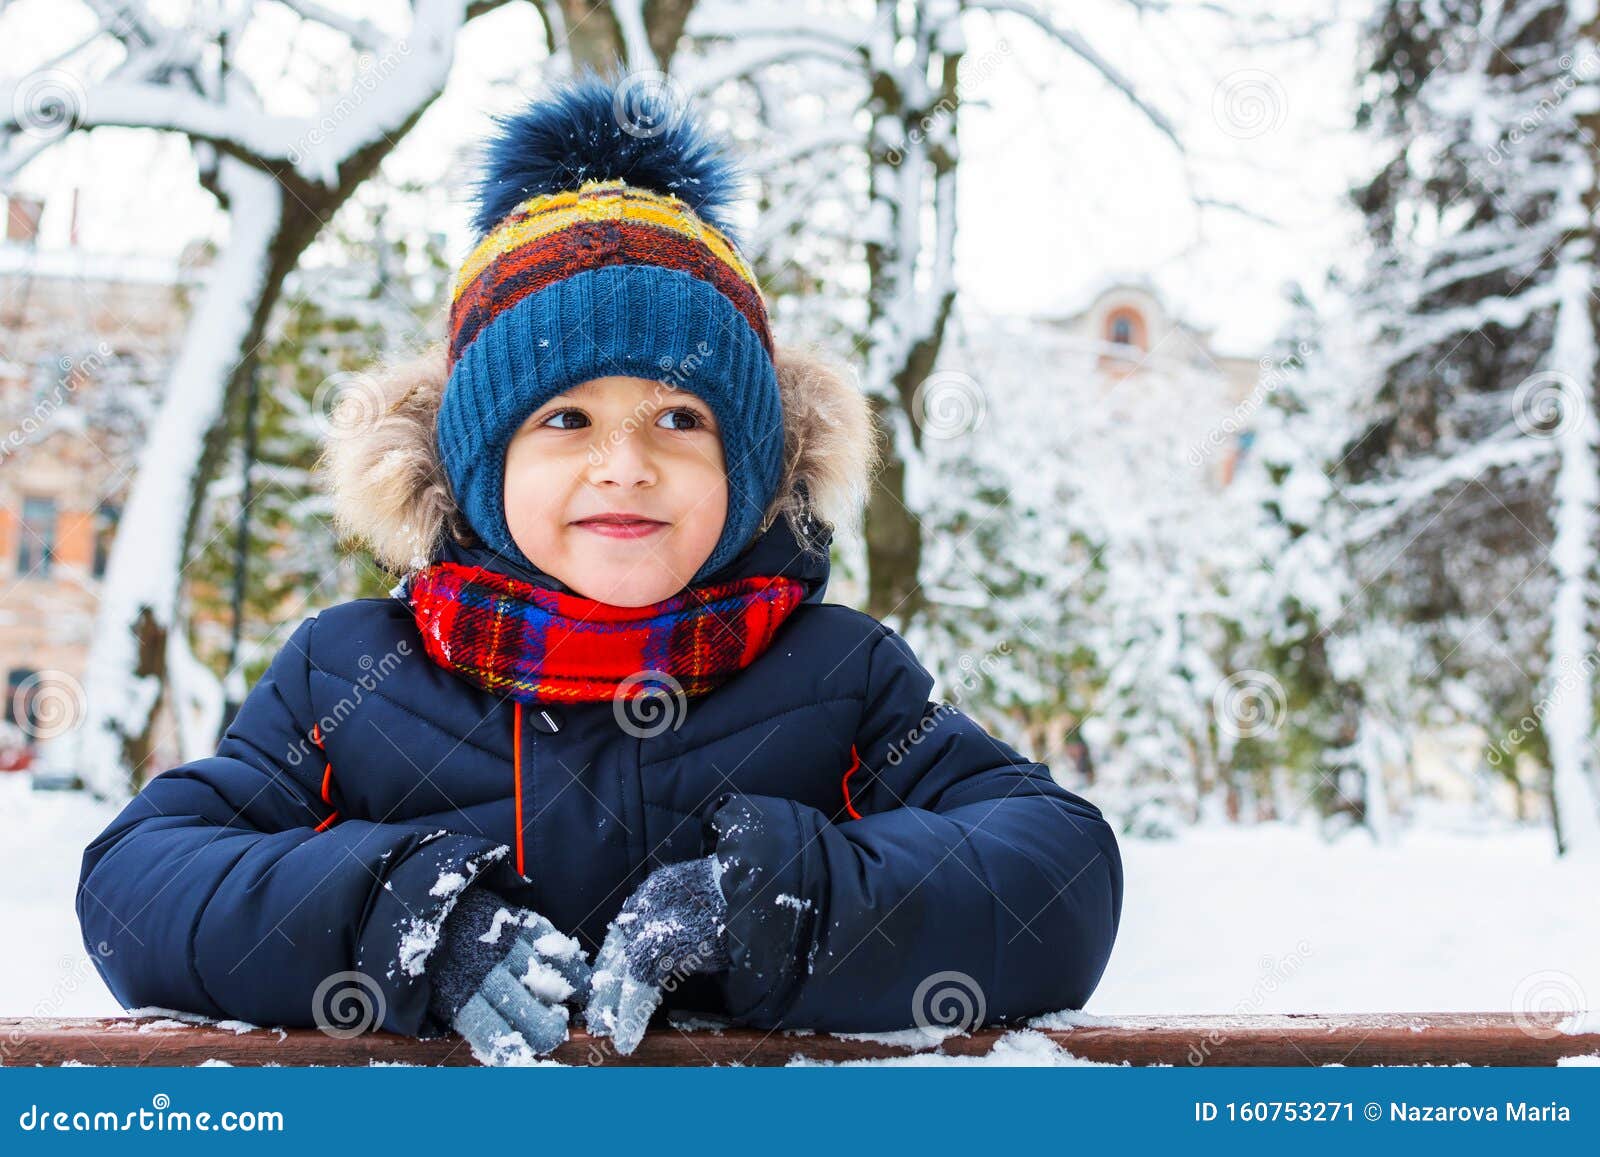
[{"left": 319, "top": 340, "right": 880, "bottom": 576}]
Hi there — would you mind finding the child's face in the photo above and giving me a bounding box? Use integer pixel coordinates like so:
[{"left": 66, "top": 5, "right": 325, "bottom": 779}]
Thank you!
[{"left": 502, "top": 375, "right": 728, "bottom": 606}]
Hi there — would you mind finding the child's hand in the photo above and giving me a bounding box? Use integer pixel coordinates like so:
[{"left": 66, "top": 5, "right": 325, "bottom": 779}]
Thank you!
[
  {"left": 427, "top": 886, "right": 592, "bottom": 1065},
  {"left": 584, "top": 855, "right": 731, "bottom": 1055}
]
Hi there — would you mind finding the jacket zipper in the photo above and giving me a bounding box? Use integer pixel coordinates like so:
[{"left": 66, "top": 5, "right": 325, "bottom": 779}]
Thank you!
[{"left": 512, "top": 702, "right": 561, "bottom": 877}]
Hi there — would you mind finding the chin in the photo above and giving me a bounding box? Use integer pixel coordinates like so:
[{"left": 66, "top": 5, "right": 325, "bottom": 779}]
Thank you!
[{"left": 568, "top": 566, "right": 689, "bottom": 607}]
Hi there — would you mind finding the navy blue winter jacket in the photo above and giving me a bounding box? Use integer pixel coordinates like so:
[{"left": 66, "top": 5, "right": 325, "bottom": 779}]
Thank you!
[{"left": 76, "top": 343, "right": 1123, "bottom": 1040}]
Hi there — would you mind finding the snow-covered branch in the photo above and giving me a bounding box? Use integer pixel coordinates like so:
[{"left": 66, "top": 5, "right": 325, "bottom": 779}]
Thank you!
[
  {"left": 1381, "top": 280, "right": 1565, "bottom": 367},
  {"left": 957, "top": 0, "right": 1182, "bottom": 149},
  {"left": 1342, "top": 431, "right": 1556, "bottom": 543},
  {"left": 679, "top": 38, "right": 862, "bottom": 97},
  {"left": 0, "top": 77, "right": 300, "bottom": 165},
  {"left": 290, "top": 0, "right": 477, "bottom": 188},
  {"left": 747, "top": 127, "right": 860, "bottom": 176},
  {"left": 273, "top": 0, "right": 387, "bottom": 53},
  {"left": 80, "top": 0, "right": 162, "bottom": 49},
  {"left": 691, "top": 0, "right": 878, "bottom": 52},
  {"left": 2, "top": 0, "right": 492, "bottom": 191}
]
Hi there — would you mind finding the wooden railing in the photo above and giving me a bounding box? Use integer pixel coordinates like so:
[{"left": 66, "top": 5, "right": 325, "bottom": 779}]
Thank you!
[{"left": 3, "top": 1012, "right": 1597, "bottom": 1067}]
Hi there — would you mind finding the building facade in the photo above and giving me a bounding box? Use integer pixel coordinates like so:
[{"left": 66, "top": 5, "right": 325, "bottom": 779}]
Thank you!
[{"left": 0, "top": 192, "right": 197, "bottom": 774}]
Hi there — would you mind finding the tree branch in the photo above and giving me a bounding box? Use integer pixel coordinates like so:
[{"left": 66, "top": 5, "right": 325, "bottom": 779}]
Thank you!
[
  {"left": 690, "top": 0, "right": 876, "bottom": 53},
  {"left": 1342, "top": 431, "right": 1557, "bottom": 543},
  {"left": 273, "top": 0, "right": 387, "bottom": 53},
  {"left": 958, "top": 0, "right": 1182, "bottom": 151}
]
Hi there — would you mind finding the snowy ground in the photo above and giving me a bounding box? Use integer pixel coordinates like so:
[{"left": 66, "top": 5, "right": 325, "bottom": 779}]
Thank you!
[
  {"left": 5, "top": 775, "right": 1597, "bottom": 1063},
  {"left": 1090, "top": 820, "right": 1600, "bottom": 1019},
  {"left": 1, "top": 776, "right": 124, "bottom": 1019}
]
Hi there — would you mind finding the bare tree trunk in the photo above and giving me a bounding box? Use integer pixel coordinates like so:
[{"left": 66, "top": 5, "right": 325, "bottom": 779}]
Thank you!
[
  {"left": 75, "top": 159, "right": 286, "bottom": 795},
  {"left": 1542, "top": 242, "right": 1600, "bottom": 855},
  {"left": 560, "top": 0, "right": 697, "bottom": 72},
  {"left": 1540, "top": 12, "right": 1600, "bottom": 855},
  {"left": 861, "top": 2, "right": 961, "bottom": 626}
]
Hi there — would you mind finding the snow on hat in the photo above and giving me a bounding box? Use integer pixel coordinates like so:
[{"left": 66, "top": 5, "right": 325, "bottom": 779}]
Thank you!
[{"left": 436, "top": 71, "right": 784, "bottom": 585}]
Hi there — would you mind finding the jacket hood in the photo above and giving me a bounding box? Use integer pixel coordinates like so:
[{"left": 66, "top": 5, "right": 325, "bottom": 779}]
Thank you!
[{"left": 319, "top": 339, "right": 879, "bottom": 597}]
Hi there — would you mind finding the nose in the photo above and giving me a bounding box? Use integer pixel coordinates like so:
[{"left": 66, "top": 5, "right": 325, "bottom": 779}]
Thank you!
[{"left": 584, "top": 422, "right": 658, "bottom": 489}]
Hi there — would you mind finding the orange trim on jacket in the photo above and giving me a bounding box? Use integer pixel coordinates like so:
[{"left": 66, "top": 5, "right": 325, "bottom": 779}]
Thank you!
[
  {"left": 310, "top": 723, "right": 340, "bottom": 832},
  {"left": 841, "top": 744, "right": 863, "bottom": 820},
  {"left": 512, "top": 702, "right": 526, "bottom": 876}
]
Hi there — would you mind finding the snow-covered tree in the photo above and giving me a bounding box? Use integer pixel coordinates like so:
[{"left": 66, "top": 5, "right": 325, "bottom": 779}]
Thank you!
[
  {"left": 187, "top": 180, "right": 449, "bottom": 716},
  {"left": 681, "top": 0, "right": 1208, "bottom": 625},
  {"left": 0, "top": 1, "right": 519, "bottom": 794},
  {"left": 906, "top": 302, "right": 1280, "bottom": 833},
  {"left": 0, "top": 0, "right": 709, "bottom": 797},
  {"left": 1246, "top": 0, "right": 1600, "bottom": 852}
]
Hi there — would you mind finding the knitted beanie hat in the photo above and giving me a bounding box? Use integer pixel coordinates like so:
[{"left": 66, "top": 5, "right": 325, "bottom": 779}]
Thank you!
[{"left": 436, "top": 73, "right": 784, "bottom": 585}]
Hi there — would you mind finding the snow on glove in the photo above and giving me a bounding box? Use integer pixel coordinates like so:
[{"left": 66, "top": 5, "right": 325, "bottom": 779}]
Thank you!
[
  {"left": 584, "top": 854, "right": 732, "bottom": 1055},
  {"left": 426, "top": 884, "right": 592, "bottom": 1066}
]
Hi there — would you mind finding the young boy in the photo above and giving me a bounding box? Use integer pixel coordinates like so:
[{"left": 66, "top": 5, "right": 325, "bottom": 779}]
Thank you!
[{"left": 77, "top": 75, "right": 1123, "bottom": 1066}]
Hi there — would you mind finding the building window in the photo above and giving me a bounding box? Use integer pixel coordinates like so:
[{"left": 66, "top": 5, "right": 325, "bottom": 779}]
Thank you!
[
  {"left": 1104, "top": 307, "right": 1147, "bottom": 353},
  {"left": 6, "top": 669, "right": 38, "bottom": 733},
  {"left": 18, "top": 496, "right": 56, "bottom": 577},
  {"left": 93, "top": 502, "right": 119, "bottom": 578}
]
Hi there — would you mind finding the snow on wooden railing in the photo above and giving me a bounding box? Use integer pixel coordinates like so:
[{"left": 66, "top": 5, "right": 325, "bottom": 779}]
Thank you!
[{"left": 3, "top": 1013, "right": 1598, "bottom": 1067}]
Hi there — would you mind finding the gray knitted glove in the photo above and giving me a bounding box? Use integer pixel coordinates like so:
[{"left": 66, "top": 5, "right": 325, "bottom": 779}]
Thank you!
[
  {"left": 584, "top": 854, "right": 731, "bottom": 1055},
  {"left": 426, "top": 886, "right": 592, "bottom": 1065}
]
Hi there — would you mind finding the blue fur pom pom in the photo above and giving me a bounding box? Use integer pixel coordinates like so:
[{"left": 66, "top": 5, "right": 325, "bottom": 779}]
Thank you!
[{"left": 468, "top": 71, "right": 745, "bottom": 243}]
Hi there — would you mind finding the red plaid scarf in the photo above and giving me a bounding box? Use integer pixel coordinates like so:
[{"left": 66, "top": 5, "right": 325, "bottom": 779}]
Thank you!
[{"left": 406, "top": 561, "right": 806, "bottom": 704}]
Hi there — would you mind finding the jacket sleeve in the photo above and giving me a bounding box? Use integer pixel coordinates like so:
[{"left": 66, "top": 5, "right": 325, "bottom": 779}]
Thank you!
[
  {"left": 75, "top": 614, "right": 519, "bottom": 1037},
  {"left": 701, "top": 625, "right": 1123, "bottom": 1032}
]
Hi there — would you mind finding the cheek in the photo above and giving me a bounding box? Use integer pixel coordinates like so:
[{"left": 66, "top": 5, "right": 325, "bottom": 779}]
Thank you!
[
  {"left": 686, "top": 436, "right": 727, "bottom": 498},
  {"left": 502, "top": 445, "right": 565, "bottom": 534},
  {"left": 683, "top": 461, "right": 729, "bottom": 538}
]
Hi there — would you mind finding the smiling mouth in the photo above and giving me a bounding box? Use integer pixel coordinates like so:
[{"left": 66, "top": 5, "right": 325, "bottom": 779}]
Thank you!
[{"left": 572, "top": 514, "right": 669, "bottom": 539}]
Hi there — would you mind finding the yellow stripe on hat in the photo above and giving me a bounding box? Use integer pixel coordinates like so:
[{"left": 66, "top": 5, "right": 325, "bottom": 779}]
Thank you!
[{"left": 451, "top": 179, "right": 760, "bottom": 304}]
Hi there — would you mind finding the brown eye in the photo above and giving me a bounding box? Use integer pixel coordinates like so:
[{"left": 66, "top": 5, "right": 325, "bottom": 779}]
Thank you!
[
  {"left": 657, "top": 407, "right": 707, "bottom": 432},
  {"left": 541, "top": 408, "right": 589, "bottom": 430}
]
